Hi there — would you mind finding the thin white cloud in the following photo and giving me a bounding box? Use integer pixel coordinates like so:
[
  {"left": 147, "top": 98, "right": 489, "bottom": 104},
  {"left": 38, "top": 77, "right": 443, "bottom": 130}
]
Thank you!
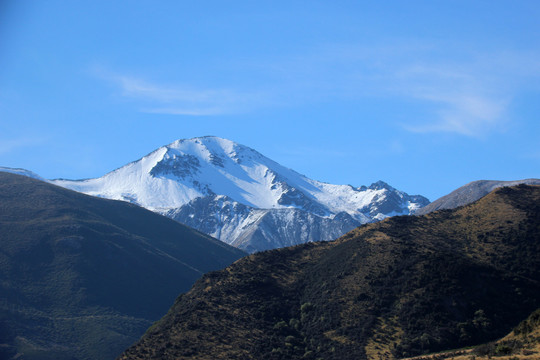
[
  {"left": 95, "top": 69, "right": 265, "bottom": 116},
  {"left": 116, "top": 76, "right": 228, "bottom": 103},
  {"left": 252, "top": 42, "right": 540, "bottom": 137},
  {"left": 389, "top": 62, "right": 510, "bottom": 136},
  {"left": 390, "top": 52, "right": 538, "bottom": 137},
  {"left": 0, "top": 137, "right": 45, "bottom": 155},
  {"left": 404, "top": 94, "right": 508, "bottom": 136},
  {"left": 93, "top": 44, "right": 540, "bottom": 129}
]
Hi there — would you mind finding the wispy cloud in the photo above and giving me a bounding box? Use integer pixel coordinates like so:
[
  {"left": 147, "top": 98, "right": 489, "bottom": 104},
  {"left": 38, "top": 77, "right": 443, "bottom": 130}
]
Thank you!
[
  {"left": 253, "top": 42, "right": 540, "bottom": 137},
  {"left": 95, "top": 69, "right": 266, "bottom": 116},
  {"left": 386, "top": 61, "right": 513, "bottom": 137},
  {"left": 0, "top": 137, "right": 45, "bottom": 155},
  {"left": 403, "top": 93, "right": 508, "bottom": 137},
  {"left": 93, "top": 43, "right": 540, "bottom": 131},
  {"left": 383, "top": 50, "right": 538, "bottom": 137}
]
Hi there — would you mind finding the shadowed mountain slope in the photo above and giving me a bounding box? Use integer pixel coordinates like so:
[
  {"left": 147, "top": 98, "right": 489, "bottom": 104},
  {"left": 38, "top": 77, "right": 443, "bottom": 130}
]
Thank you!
[
  {"left": 119, "top": 185, "right": 540, "bottom": 360},
  {"left": 403, "top": 307, "right": 540, "bottom": 359},
  {"left": 0, "top": 172, "right": 246, "bottom": 360},
  {"left": 415, "top": 179, "right": 540, "bottom": 215}
]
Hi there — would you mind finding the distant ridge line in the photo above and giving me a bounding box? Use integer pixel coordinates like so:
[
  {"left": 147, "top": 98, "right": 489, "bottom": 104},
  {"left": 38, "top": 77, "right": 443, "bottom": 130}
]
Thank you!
[{"left": 414, "top": 178, "right": 540, "bottom": 215}]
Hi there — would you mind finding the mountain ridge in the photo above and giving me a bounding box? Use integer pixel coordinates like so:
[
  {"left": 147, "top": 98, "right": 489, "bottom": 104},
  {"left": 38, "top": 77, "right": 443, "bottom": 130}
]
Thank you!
[
  {"left": 415, "top": 178, "right": 540, "bottom": 215},
  {"left": 50, "top": 136, "right": 429, "bottom": 252},
  {"left": 0, "top": 172, "right": 245, "bottom": 360}
]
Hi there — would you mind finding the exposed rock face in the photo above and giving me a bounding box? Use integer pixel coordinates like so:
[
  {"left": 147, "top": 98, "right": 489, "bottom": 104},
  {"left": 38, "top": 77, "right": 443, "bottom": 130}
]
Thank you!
[{"left": 164, "top": 194, "right": 362, "bottom": 253}]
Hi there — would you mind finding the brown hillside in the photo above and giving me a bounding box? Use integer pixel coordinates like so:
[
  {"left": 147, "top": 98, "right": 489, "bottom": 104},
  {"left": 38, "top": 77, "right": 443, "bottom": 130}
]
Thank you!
[{"left": 119, "top": 185, "right": 540, "bottom": 360}]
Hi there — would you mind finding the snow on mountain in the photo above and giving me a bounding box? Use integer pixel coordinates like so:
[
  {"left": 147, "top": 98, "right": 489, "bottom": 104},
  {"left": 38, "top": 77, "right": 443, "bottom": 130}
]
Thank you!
[
  {"left": 0, "top": 166, "right": 47, "bottom": 181},
  {"left": 52, "top": 136, "right": 429, "bottom": 252}
]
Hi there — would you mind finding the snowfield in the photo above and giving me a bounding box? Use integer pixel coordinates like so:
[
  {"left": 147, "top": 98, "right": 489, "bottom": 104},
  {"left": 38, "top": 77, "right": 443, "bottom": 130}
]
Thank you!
[{"left": 52, "top": 136, "right": 429, "bottom": 252}]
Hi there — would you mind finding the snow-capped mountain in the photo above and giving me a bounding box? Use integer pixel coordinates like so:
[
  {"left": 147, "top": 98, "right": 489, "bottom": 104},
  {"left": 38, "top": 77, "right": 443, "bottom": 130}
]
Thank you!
[{"left": 52, "top": 136, "right": 429, "bottom": 252}]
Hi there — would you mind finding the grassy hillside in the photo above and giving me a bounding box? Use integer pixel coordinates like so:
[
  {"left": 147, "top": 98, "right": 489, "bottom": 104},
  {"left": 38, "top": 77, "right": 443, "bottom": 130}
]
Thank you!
[
  {"left": 119, "top": 185, "right": 540, "bottom": 360},
  {"left": 0, "top": 172, "right": 246, "bottom": 360},
  {"left": 403, "top": 307, "right": 540, "bottom": 359}
]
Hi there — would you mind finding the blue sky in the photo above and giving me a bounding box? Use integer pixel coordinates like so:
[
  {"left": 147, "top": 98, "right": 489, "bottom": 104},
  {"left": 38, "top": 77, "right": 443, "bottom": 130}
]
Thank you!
[{"left": 1, "top": 1, "right": 539, "bottom": 200}]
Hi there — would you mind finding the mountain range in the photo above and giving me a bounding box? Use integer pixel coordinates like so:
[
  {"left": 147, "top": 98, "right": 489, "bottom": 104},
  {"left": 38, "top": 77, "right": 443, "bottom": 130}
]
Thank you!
[
  {"left": 119, "top": 184, "right": 540, "bottom": 359},
  {"left": 51, "top": 136, "right": 429, "bottom": 253},
  {"left": 2, "top": 144, "right": 540, "bottom": 360},
  {"left": 6, "top": 138, "right": 537, "bottom": 254},
  {"left": 0, "top": 172, "right": 245, "bottom": 360}
]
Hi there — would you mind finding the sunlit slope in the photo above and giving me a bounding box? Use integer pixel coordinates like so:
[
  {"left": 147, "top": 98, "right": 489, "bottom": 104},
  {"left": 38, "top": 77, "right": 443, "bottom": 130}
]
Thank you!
[
  {"left": 120, "top": 185, "right": 540, "bottom": 360},
  {"left": 52, "top": 136, "right": 429, "bottom": 252}
]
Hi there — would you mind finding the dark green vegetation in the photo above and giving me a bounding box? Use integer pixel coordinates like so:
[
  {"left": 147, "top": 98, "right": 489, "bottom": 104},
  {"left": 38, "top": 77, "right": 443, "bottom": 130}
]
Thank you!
[
  {"left": 403, "top": 307, "right": 540, "bottom": 359},
  {"left": 119, "top": 185, "right": 540, "bottom": 360},
  {"left": 473, "top": 307, "right": 540, "bottom": 358},
  {"left": 0, "top": 172, "right": 246, "bottom": 360}
]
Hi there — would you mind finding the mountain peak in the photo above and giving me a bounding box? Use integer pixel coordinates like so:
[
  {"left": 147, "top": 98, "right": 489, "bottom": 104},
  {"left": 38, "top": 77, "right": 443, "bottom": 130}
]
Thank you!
[
  {"left": 52, "top": 137, "right": 429, "bottom": 252},
  {"left": 368, "top": 180, "right": 393, "bottom": 191},
  {"left": 170, "top": 136, "right": 235, "bottom": 149},
  {"left": 163, "top": 136, "right": 263, "bottom": 168}
]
